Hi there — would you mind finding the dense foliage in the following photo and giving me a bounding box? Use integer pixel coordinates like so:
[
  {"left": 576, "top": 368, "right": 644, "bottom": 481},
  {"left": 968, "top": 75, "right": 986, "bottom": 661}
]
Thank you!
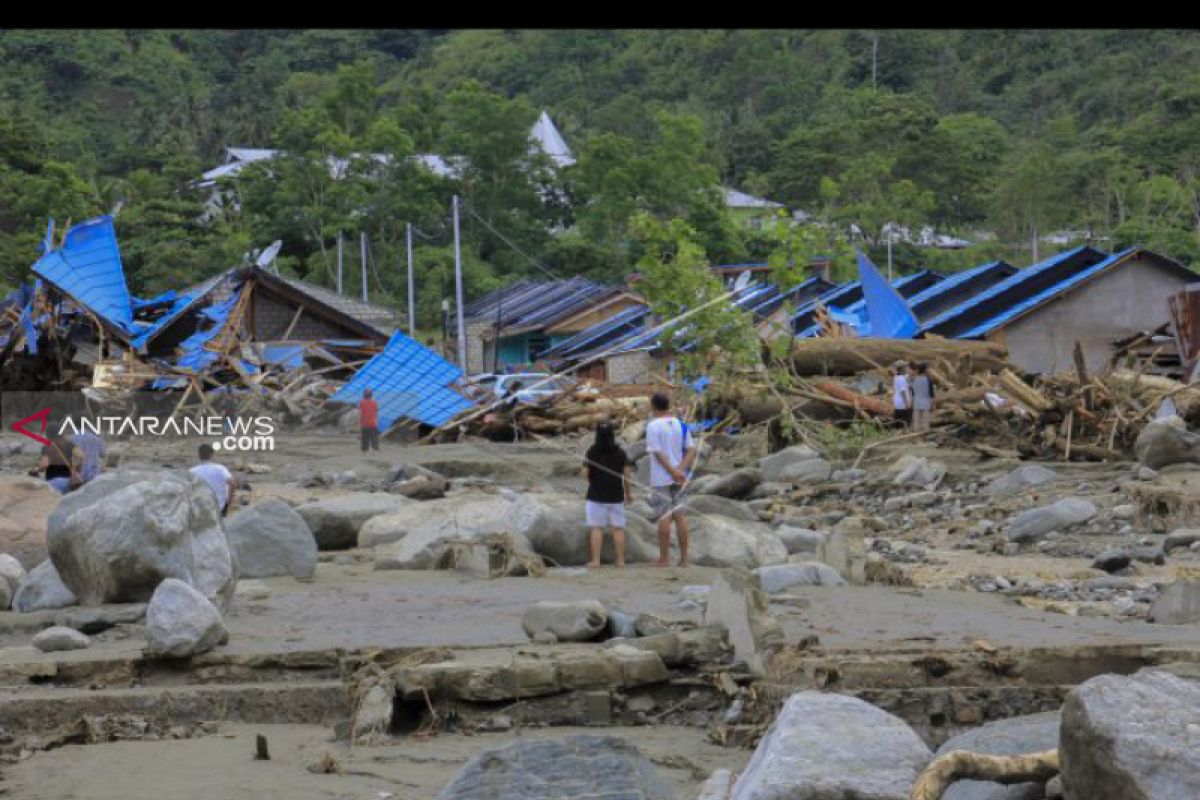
[{"left": 4, "top": 29, "right": 1200, "bottom": 328}]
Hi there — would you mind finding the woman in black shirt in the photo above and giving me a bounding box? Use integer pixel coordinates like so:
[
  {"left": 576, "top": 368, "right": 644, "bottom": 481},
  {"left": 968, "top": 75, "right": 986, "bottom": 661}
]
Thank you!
[{"left": 584, "top": 422, "right": 632, "bottom": 568}]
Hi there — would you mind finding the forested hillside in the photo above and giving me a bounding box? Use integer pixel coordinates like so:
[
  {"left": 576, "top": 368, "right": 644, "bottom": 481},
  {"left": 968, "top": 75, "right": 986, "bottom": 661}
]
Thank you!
[{"left": 3, "top": 29, "right": 1200, "bottom": 324}]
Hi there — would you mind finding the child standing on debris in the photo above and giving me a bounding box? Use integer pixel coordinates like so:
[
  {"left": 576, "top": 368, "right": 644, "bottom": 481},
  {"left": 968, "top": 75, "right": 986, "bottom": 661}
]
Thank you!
[
  {"left": 911, "top": 362, "right": 934, "bottom": 432},
  {"left": 892, "top": 362, "right": 912, "bottom": 428},
  {"left": 191, "top": 443, "right": 237, "bottom": 515},
  {"left": 359, "top": 388, "right": 380, "bottom": 452},
  {"left": 583, "top": 422, "right": 632, "bottom": 568},
  {"left": 647, "top": 392, "right": 695, "bottom": 567}
]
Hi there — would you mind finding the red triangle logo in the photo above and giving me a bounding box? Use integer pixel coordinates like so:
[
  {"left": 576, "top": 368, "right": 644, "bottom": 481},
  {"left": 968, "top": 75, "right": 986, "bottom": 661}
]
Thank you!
[{"left": 11, "top": 408, "right": 52, "bottom": 447}]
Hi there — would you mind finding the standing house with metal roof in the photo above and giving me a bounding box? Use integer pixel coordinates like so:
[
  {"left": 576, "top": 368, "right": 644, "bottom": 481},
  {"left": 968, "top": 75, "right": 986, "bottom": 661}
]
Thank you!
[
  {"left": 459, "top": 278, "right": 644, "bottom": 373},
  {"left": 920, "top": 247, "right": 1198, "bottom": 374}
]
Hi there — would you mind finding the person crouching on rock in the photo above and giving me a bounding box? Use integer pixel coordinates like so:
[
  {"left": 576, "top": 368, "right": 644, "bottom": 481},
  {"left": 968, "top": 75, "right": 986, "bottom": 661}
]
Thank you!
[
  {"left": 30, "top": 434, "right": 84, "bottom": 494},
  {"left": 583, "top": 421, "right": 632, "bottom": 568},
  {"left": 191, "top": 443, "right": 237, "bottom": 516}
]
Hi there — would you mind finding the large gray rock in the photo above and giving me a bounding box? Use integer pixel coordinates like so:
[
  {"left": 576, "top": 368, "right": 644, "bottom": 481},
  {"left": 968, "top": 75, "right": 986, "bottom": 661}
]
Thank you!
[
  {"left": 144, "top": 578, "right": 229, "bottom": 658},
  {"left": 0, "top": 474, "right": 60, "bottom": 566},
  {"left": 816, "top": 529, "right": 867, "bottom": 585},
  {"left": 703, "top": 569, "right": 783, "bottom": 676},
  {"left": 753, "top": 562, "right": 847, "bottom": 593},
  {"left": 31, "top": 625, "right": 91, "bottom": 652},
  {"left": 935, "top": 711, "right": 1060, "bottom": 800},
  {"left": 1007, "top": 498, "right": 1097, "bottom": 543},
  {"left": 777, "top": 458, "right": 833, "bottom": 484},
  {"left": 295, "top": 493, "right": 409, "bottom": 550},
  {"left": 1147, "top": 581, "right": 1200, "bottom": 624},
  {"left": 731, "top": 691, "right": 932, "bottom": 800},
  {"left": 890, "top": 455, "right": 947, "bottom": 488},
  {"left": 1134, "top": 417, "right": 1200, "bottom": 469},
  {"left": 45, "top": 471, "right": 236, "bottom": 609},
  {"left": 777, "top": 526, "right": 823, "bottom": 555},
  {"left": 433, "top": 734, "right": 673, "bottom": 800},
  {"left": 0, "top": 553, "right": 26, "bottom": 610},
  {"left": 368, "top": 495, "right": 539, "bottom": 570},
  {"left": 690, "top": 467, "right": 762, "bottom": 499},
  {"left": 985, "top": 465, "right": 1059, "bottom": 497},
  {"left": 1060, "top": 668, "right": 1200, "bottom": 800},
  {"left": 1164, "top": 529, "right": 1200, "bottom": 553},
  {"left": 223, "top": 499, "right": 317, "bottom": 578},
  {"left": 521, "top": 600, "right": 608, "bottom": 642},
  {"left": 759, "top": 446, "right": 823, "bottom": 483},
  {"left": 506, "top": 493, "right": 660, "bottom": 565},
  {"left": 684, "top": 494, "right": 759, "bottom": 522},
  {"left": 12, "top": 559, "right": 77, "bottom": 612},
  {"left": 684, "top": 516, "right": 788, "bottom": 570}
]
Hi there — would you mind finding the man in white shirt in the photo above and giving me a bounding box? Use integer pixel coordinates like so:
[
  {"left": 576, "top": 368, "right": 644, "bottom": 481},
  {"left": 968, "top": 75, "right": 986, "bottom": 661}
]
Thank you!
[
  {"left": 190, "top": 443, "right": 237, "bottom": 516},
  {"left": 645, "top": 392, "right": 695, "bottom": 567},
  {"left": 892, "top": 361, "right": 912, "bottom": 428}
]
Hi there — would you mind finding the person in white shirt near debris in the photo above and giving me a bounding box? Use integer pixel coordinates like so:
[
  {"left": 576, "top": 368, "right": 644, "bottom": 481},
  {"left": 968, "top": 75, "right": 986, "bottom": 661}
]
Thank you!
[
  {"left": 645, "top": 392, "right": 695, "bottom": 567},
  {"left": 190, "top": 443, "right": 237, "bottom": 516},
  {"left": 892, "top": 361, "right": 912, "bottom": 428}
]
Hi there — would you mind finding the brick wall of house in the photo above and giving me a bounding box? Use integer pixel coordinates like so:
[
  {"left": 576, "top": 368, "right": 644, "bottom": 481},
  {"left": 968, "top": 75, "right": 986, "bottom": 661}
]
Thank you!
[{"left": 605, "top": 350, "right": 660, "bottom": 384}]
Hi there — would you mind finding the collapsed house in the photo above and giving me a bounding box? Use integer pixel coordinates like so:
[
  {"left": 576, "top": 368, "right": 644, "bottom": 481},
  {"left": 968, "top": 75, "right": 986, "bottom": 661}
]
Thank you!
[{"left": 0, "top": 216, "right": 469, "bottom": 433}]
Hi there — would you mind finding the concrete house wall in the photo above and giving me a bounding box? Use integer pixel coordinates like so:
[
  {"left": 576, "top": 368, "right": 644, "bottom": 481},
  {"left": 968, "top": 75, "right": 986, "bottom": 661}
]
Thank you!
[{"left": 993, "top": 257, "right": 1191, "bottom": 375}]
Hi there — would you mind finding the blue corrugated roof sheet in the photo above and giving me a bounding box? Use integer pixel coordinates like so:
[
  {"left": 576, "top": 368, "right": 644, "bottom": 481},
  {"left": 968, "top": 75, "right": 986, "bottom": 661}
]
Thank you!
[
  {"left": 954, "top": 249, "right": 1137, "bottom": 338},
  {"left": 905, "top": 260, "right": 1006, "bottom": 311},
  {"left": 174, "top": 289, "right": 242, "bottom": 373},
  {"left": 919, "top": 246, "right": 1106, "bottom": 337},
  {"left": 32, "top": 216, "right": 133, "bottom": 331},
  {"left": 330, "top": 331, "right": 471, "bottom": 429}
]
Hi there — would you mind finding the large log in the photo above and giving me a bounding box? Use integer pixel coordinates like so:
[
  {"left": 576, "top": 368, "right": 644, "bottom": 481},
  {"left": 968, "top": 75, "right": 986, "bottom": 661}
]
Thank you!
[
  {"left": 812, "top": 380, "right": 894, "bottom": 418},
  {"left": 790, "top": 338, "right": 1009, "bottom": 376}
]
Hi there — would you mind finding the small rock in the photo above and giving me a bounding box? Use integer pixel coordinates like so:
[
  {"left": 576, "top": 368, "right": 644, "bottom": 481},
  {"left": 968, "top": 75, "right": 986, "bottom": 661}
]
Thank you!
[
  {"left": 521, "top": 600, "right": 608, "bottom": 642},
  {"left": 753, "top": 562, "right": 847, "bottom": 593},
  {"left": 1092, "top": 549, "right": 1132, "bottom": 573},
  {"left": 12, "top": 560, "right": 77, "bottom": 613},
  {"left": 1164, "top": 529, "right": 1200, "bottom": 553},
  {"left": 1007, "top": 498, "right": 1098, "bottom": 543},
  {"left": 1112, "top": 504, "right": 1135, "bottom": 520},
  {"left": 144, "top": 578, "right": 229, "bottom": 658},
  {"left": 985, "top": 464, "right": 1058, "bottom": 497},
  {"left": 1134, "top": 417, "right": 1200, "bottom": 469},
  {"left": 31, "top": 625, "right": 91, "bottom": 652},
  {"left": 1137, "top": 466, "right": 1159, "bottom": 481}
]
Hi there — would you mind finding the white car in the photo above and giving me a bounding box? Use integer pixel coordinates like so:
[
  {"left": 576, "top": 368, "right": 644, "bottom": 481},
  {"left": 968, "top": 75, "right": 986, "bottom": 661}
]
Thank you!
[{"left": 492, "top": 373, "right": 572, "bottom": 405}]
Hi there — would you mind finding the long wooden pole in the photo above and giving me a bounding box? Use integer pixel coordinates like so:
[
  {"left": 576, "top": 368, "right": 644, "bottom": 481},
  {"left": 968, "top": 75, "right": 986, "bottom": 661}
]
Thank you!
[
  {"left": 453, "top": 195, "right": 467, "bottom": 370},
  {"left": 406, "top": 222, "right": 415, "bottom": 337}
]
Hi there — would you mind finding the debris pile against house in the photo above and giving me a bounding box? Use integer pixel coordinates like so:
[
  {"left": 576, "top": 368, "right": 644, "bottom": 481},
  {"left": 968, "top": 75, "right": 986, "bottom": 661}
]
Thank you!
[{"left": 0, "top": 216, "right": 468, "bottom": 433}]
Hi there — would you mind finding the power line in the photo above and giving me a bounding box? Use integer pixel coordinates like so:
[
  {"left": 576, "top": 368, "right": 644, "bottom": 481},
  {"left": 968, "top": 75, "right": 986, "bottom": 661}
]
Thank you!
[{"left": 459, "top": 199, "right": 564, "bottom": 283}]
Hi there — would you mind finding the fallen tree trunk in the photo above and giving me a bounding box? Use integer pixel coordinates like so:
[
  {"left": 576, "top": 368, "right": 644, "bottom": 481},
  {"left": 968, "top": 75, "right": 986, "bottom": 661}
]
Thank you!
[
  {"left": 791, "top": 338, "right": 1009, "bottom": 376},
  {"left": 909, "top": 748, "right": 1059, "bottom": 800},
  {"left": 812, "top": 380, "right": 894, "bottom": 418}
]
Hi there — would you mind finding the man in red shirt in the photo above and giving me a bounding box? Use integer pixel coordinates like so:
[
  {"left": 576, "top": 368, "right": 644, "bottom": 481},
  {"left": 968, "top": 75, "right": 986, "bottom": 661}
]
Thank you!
[{"left": 359, "top": 388, "right": 380, "bottom": 451}]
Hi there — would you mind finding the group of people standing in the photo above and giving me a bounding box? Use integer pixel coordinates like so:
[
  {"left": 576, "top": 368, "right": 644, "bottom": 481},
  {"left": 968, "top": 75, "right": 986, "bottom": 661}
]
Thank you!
[{"left": 891, "top": 360, "right": 935, "bottom": 431}]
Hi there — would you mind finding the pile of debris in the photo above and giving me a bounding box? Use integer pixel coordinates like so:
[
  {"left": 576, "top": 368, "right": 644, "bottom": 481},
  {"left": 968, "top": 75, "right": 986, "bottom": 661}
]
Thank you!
[{"left": 446, "top": 381, "right": 655, "bottom": 441}]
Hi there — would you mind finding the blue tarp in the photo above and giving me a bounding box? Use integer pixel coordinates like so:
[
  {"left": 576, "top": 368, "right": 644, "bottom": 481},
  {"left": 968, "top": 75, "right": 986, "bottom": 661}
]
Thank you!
[
  {"left": 330, "top": 331, "right": 472, "bottom": 429},
  {"left": 260, "top": 343, "right": 306, "bottom": 370},
  {"left": 855, "top": 251, "right": 918, "bottom": 338},
  {"left": 32, "top": 216, "right": 133, "bottom": 332},
  {"left": 173, "top": 289, "right": 242, "bottom": 373}
]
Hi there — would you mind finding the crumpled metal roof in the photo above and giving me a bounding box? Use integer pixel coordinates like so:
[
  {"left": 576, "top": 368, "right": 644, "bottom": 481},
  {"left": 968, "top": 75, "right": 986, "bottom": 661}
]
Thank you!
[
  {"left": 32, "top": 217, "right": 133, "bottom": 332},
  {"left": 540, "top": 304, "right": 650, "bottom": 361},
  {"left": 330, "top": 331, "right": 471, "bottom": 429},
  {"left": 465, "top": 278, "right": 614, "bottom": 333},
  {"left": 794, "top": 271, "right": 943, "bottom": 337}
]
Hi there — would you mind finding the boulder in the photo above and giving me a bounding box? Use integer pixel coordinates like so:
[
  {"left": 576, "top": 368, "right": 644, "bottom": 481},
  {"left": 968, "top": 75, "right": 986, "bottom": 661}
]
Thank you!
[
  {"left": 521, "top": 600, "right": 609, "bottom": 642},
  {"left": 984, "top": 465, "right": 1059, "bottom": 498},
  {"left": 0, "top": 553, "right": 27, "bottom": 609},
  {"left": 776, "top": 526, "right": 823, "bottom": 555},
  {"left": 890, "top": 455, "right": 947, "bottom": 488},
  {"left": 388, "top": 475, "right": 447, "bottom": 500},
  {"left": 223, "top": 499, "right": 317, "bottom": 579},
  {"left": 295, "top": 493, "right": 409, "bottom": 550},
  {"left": 690, "top": 467, "right": 762, "bottom": 499},
  {"left": 46, "top": 471, "right": 236, "bottom": 609},
  {"left": 433, "top": 734, "right": 673, "bottom": 800},
  {"left": 12, "top": 559, "right": 77, "bottom": 612},
  {"left": 367, "top": 495, "right": 540, "bottom": 571},
  {"left": 759, "top": 445, "right": 823, "bottom": 483},
  {"left": 754, "top": 562, "right": 846, "bottom": 593},
  {"left": 1060, "top": 668, "right": 1200, "bottom": 800},
  {"left": 144, "top": 578, "right": 229, "bottom": 658},
  {"left": 1164, "top": 529, "right": 1200, "bottom": 553},
  {"left": 1092, "top": 549, "right": 1131, "bottom": 573},
  {"left": 1147, "top": 581, "right": 1200, "bottom": 624},
  {"left": 31, "top": 625, "right": 91, "bottom": 652},
  {"left": 934, "top": 711, "right": 1060, "bottom": 800},
  {"left": 1134, "top": 417, "right": 1200, "bottom": 469},
  {"left": 684, "top": 494, "right": 759, "bottom": 522},
  {"left": 1007, "top": 498, "right": 1097, "bottom": 543},
  {"left": 777, "top": 458, "right": 833, "bottom": 484},
  {"left": 815, "top": 529, "right": 866, "bottom": 585},
  {"left": 0, "top": 474, "right": 60, "bottom": 566},
  {"left": 506, "top": 493, "right": 660, "bottom": 566},
  {"left": 731, "top": 691, "right": 932, "bottom": 800},
  {"left": 685, "top": 516, "right": 788, "bottom": 569}
]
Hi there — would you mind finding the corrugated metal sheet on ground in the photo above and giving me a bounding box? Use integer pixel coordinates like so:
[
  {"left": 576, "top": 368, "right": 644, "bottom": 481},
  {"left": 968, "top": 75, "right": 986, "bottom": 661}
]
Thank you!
[
  {"left": 32, "top": 217, "right": 133, "bottom": 331},
  {"left": 330, "top": 331, "right": 472, "bottom": 429}
]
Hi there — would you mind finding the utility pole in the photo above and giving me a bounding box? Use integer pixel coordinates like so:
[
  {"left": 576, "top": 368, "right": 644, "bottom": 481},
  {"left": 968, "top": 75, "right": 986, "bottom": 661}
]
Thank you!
[
  {"left": 360, "top": 232, "right": 368, "bottom": 303},
  {"left": 406, "top": 222, "right": 415, "bottom": 337},
  {"left": 887, "top": 224, "right": 894, "bottom": 281},
  {"left": 452, "top": 195, "right": 467, "bottom": 371},
  {"left": 871, "top": 35, "right": 879, "bottom": 91},
  {"left": 1032, "top": 224, "right": 1040, "bottom": 264},
  {"left": 336, "top": 232, "right": 343, "bottom": 295}
]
